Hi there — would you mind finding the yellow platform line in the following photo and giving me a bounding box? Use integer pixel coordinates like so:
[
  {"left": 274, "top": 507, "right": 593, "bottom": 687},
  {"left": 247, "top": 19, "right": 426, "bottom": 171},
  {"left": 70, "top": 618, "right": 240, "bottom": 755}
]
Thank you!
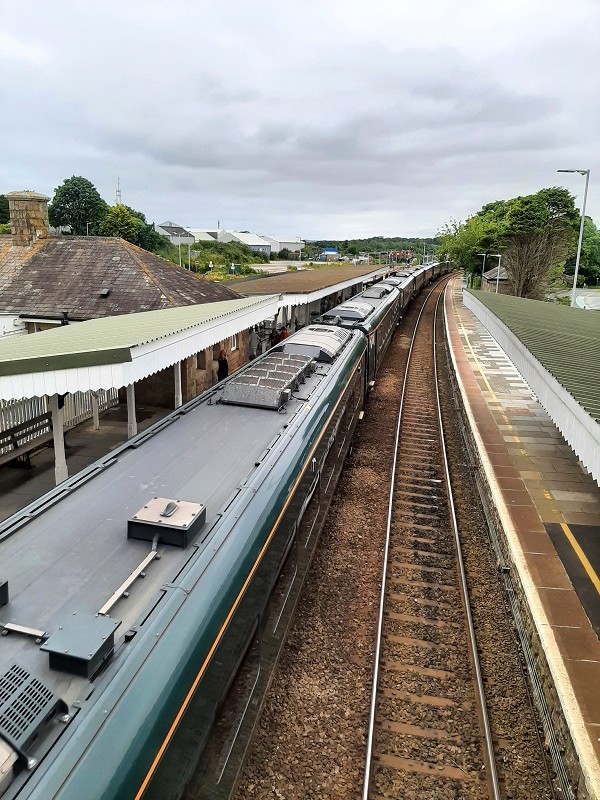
[{"left": 560, "top": 522, "right": 600, "bottom": 595}]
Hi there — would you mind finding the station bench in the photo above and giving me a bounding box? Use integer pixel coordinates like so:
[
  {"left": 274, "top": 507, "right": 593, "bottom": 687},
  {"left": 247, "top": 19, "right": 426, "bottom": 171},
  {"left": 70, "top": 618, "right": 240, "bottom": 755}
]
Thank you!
[{"left": 0, "top": 413, "right": 53, "bottom": 468}]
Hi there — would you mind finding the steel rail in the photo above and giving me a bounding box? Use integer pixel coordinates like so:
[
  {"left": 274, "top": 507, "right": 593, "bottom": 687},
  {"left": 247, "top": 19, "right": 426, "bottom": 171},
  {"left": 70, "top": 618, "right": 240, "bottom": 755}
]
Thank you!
[
  {"left": 361, "top": 283, "right": 438, "bottom": 799},
  {"left": 435, "top": 287, "right": 501, "bottom": 800},
  {"left": 361, "top": 279, "right": 501, "bottom": 800}
]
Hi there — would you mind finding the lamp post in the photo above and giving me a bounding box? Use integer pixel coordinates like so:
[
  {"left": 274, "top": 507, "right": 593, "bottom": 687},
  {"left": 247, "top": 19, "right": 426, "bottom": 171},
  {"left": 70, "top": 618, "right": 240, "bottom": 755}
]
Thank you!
[
  {"left": 486, "top": 254, "right": 502, "bottom": 293},
  {"left": 476, "top": 253, "right": 487, "bottom": 289},
  {"left": 557, "top": 169, "right": 590, "bottom": 307}
]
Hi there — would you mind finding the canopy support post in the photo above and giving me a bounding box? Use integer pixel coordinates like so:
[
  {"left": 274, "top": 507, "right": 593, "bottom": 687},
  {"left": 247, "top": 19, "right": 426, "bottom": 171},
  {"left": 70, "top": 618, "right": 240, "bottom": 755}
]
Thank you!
[
  {"left": 49, "top": 393, "right": 68, "bottom": 485},
  {"left": 91, "top": 392, "right": 100, "bottom": 430},
  {"left": 126, "top": 384, "right": 137, "bottom": 438},
  {"left": 174, "top": 361, "right": 182, "bottom": 408}
]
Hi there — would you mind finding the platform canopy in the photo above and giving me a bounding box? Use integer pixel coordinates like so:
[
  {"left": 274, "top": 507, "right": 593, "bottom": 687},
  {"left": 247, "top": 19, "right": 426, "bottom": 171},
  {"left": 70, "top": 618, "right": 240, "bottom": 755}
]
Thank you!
[
  {"left": 235, "top": 264, "right": 393, "bottom": 307},
  {"left": 0, "top": 295, "right": 279, "bottom": 401}
]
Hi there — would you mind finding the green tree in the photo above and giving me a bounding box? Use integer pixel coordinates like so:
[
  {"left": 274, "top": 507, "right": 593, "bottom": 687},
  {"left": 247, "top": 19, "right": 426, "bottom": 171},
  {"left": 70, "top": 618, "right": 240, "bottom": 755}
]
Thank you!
[
  {"left": 0, "top": 195, "right": 9, "bottom": 225},
  {"left": 120, "top": 206, "right": 169, "bottom": 252},
  {"left": 580, "top": 217, "right": 600, "bottom": 285},
  {"left": 501, "top": 188, "right": 577, "bottom": 298},
  {"left": 437, "top": 215, "right": 498, "bottom": 284},
  {"left": 438, "top": 187, "right": 579, "bottom": 299},
  {"left": 48, "top": 176, "right": 108, "bottom": 235},
  {"left": 98, "top": 204, "right": 139, "bottom": 243}
]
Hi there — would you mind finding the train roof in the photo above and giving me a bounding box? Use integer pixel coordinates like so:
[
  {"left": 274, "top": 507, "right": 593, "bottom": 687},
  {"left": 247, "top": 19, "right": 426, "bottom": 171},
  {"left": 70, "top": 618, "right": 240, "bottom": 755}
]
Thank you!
[
  {"left": 320, "top": 283, "right": 401, "bottom": 329},
  {"left": 0, "top": 324, "right": 364, "bottom": 790}
]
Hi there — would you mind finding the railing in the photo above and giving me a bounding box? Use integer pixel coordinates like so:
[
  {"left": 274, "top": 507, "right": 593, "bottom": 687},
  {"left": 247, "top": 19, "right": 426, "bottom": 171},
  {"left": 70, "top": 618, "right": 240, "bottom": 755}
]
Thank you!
[{"left": 0, "top": 389, "right": 119, "bottom": 458}]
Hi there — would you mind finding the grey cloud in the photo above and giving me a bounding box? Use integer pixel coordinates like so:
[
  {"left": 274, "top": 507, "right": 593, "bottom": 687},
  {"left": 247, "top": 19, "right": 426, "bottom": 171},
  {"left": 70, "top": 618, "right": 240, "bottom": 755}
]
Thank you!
[{"left": 1, "top": 1, "right": 599, "bottom": 237}]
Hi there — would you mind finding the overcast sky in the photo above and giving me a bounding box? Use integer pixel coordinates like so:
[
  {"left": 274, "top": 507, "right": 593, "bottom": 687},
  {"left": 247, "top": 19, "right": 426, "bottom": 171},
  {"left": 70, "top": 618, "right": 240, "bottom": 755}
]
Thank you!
[{"left": 2, "top": 0, "right": 599, "bottom": 239}]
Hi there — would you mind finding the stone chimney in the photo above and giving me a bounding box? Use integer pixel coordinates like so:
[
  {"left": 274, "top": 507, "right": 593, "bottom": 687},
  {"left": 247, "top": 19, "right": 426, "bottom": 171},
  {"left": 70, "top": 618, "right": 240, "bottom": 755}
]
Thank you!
[{"left": 7, "top": 191, "right": 50, "bottom": 246}]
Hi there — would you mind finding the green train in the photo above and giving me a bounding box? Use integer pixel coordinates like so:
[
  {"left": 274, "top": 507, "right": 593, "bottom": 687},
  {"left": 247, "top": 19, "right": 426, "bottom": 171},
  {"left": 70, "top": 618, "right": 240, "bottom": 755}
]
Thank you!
[{"left": 0, "top": 263, "right": 447, "bottom": 800}]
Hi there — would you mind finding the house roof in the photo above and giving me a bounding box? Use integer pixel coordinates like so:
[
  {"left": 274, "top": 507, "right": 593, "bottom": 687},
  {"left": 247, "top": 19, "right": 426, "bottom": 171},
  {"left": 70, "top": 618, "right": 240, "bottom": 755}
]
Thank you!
[
  {"left": 0, "top": 235, "right": 239, "bottom": 320},
  {"left": 482, "top": 265, "right": 508, "bottom": 280}
]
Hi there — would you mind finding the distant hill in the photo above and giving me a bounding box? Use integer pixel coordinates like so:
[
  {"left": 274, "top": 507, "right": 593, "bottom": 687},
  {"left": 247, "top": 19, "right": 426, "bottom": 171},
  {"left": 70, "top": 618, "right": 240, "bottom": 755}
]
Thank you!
[{"left": 312, "top": 236, "right": 441, "bottom": 255}]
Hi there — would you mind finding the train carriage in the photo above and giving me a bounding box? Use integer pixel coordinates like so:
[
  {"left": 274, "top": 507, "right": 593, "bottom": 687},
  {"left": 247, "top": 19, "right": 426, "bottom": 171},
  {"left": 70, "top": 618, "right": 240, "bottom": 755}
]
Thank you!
[
  {"left": 0, "top": 326, "right": 366, "bottom": 800},
  {"left": 0, "top": 265, "right": 448, "bottom": 800}
]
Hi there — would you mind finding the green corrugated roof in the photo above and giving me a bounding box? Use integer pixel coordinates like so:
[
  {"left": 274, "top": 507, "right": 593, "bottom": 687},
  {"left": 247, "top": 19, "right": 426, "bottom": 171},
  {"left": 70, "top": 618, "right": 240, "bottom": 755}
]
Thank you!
[
  {"left": 467, "top": 290, "right": 600, "bottom": 422},
  {"left": 0, "top": 296, "right": 276, "bottom": 376}
]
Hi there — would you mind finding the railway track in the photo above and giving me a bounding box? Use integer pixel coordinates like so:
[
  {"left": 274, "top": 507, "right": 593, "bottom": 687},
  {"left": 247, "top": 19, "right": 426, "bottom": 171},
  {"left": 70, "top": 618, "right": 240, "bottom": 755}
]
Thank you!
[
  {"left": 235, "top": 276, "right": 554, "bottom": 800},
  {"left": 362, "top": 283, "right": 500, "bottom": 799}
]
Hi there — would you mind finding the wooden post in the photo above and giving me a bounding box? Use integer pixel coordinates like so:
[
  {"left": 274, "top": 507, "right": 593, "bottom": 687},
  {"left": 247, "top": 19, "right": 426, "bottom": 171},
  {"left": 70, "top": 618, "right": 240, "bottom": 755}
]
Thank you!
[
  {"left": 174, "top": 361, "right": 182, "bottom": 408},
  {"left": 49, "top": 394, "right": 68, "bottom": 485},
  {"left": 91, "top": 392, "right": 100, "bottom": 430},
  {"left": 126, "top": 383, "right": 137, "bottom": 438}
]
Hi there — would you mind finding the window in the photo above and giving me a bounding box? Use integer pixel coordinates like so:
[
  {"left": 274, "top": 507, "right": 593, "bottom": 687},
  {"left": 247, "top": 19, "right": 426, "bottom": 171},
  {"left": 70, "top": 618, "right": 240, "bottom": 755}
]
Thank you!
[
  {"left": 230, "top": 334, "right": 237, "bottom": 351},
  {"left": 196, "top": 350, "right": 207, "bottom": 370}
]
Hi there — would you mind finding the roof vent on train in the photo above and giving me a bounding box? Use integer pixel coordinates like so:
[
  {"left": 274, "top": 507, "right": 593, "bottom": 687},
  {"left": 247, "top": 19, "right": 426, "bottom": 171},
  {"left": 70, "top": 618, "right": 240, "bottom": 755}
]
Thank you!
[
  {"left": 361, "top": 285, "right": 392, "bottom": 299},
  {"left": 221, "top": 352, "right": 315, "bottom": 410},
  {"left": 275, "top": 325, "right": 352, "bottom": 364},
  {"left": 0, "top": 662, "right": 68, "bottom": 772},
  {"left": 380, "top": 277, "right": 404, "bottom": 286},
  {"left": 323, "top": 301, "right": 373, "bottom": 321}
]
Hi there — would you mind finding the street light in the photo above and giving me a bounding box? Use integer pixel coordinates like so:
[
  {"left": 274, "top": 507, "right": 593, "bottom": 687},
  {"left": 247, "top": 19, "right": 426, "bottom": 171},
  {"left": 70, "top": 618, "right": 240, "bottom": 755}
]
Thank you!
[
  {"left": 557, "top": 169, "right": 590, "bottom": 307},
  {"left": 487, "top": 254, "right": 502, "bottom": 293}
]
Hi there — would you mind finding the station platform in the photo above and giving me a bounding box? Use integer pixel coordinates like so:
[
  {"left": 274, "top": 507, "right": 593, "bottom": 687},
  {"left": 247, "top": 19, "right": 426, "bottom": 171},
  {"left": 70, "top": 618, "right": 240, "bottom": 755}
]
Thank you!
[{"left": 445, "top": 277, "right": 600, "bottom": 797}]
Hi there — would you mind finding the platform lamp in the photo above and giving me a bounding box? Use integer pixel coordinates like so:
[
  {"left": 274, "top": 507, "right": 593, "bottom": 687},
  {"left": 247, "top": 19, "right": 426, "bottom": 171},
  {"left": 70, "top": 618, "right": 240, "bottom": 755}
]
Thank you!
[
  {"left": 488, "top": 254, "right": 502, "bottom": 293},
  {"left": 557, "top": 169, "right": 590, "bottom": 307}
]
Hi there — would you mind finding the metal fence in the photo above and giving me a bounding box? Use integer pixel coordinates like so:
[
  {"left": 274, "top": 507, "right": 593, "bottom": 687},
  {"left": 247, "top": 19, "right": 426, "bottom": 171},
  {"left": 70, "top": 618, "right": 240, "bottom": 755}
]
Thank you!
[{"left": 0, "top": 389, "right": 119, "bottom": 458}]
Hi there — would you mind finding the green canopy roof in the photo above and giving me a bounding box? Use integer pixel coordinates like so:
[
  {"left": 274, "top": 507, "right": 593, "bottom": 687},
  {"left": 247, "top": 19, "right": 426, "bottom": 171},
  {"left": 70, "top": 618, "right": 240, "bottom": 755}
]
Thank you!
[
  {"left": 467, "top": 290, "right": 600, "bottom": 422},
  {"left": 0, "top": 296, "right": 276, "bottom": 376}
]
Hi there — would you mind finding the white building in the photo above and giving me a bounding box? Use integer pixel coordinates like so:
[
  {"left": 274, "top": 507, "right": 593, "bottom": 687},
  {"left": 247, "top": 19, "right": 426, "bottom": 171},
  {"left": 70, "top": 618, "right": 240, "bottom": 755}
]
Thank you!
[
  {"left": 155, "top": 221, "right": 195, "bottom": 246},
  {"left": 261, "top": 235, "right": 305, "bottom": 255},
  {"left": 218, "top": 231, "right": 271, "bottom": 257},
  {"left": 188, "top": 229, "right": 219, "bottom": 243}
]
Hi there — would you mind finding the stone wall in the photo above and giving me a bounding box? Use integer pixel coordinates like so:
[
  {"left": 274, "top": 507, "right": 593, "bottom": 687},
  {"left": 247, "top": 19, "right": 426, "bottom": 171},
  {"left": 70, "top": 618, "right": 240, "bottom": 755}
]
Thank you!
[
  {"left": 444, "top": 336, "right": 588, "bottom": 799},
  {"left": 7, "top": 191, "right": 50, "bottom": 246},
  {"left": 137, "top": 331, "right": 250, "bottom": 408}
]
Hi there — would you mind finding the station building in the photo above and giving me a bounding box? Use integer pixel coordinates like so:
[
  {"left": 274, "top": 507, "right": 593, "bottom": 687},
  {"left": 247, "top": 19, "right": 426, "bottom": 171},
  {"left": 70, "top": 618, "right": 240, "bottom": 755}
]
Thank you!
[{"left": 0, "top": 192, "right": 278, "bottom": 429}]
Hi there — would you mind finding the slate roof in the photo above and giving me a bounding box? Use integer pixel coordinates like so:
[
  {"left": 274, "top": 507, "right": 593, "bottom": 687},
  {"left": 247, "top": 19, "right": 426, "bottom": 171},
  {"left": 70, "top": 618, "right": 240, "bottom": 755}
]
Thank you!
[
  {"left": 231, "top": 264, "right": 386, "bottom": 295},
  {"left": 0, "top": 235, "right": 239, "bottom": 320},
  {"left": 483, "top": 265, "right": 508, "bottom": 281}
]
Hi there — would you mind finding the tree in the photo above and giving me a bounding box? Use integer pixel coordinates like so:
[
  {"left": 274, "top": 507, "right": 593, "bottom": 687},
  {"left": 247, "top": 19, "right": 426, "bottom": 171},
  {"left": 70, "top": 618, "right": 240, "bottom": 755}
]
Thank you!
[
  {"left": 123, "top": 208, "right": 170, "bottom": 252},
  {"left": 501, "top": 188, "right": 578, "bottom": 298},
  {"left": 437, "top": 215, "right": 498, "bottom": 285},
  {"left": 48, "top": 176, "right": 108, "bottom": 235},
  {"left": 438, "top": 187, "right": 579, "bottom": 299},
  {"left": 580, "top": 217, "right": 600, "bottom": 286},
  {"left": 0, "top": 195, "right": 8, "bottom": 225},
  {"left": 98, "top": 204, "right": 139, "bottom": 243}
]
